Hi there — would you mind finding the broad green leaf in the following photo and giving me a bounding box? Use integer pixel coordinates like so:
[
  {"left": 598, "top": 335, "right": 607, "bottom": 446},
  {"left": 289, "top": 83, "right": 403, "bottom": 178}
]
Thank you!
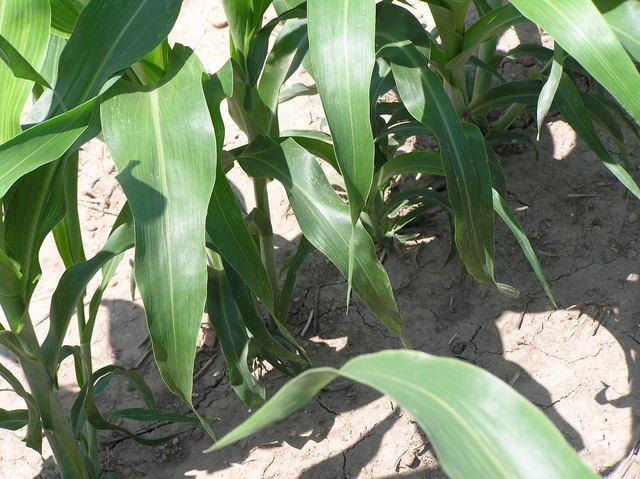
[
  {"left": 307, "top": 0, "right": 376, "bottom": 226},
  {"left": 467, "top": 80, "right": 541, "bottom": 116},
  {"left": 492, "top": 190, "right": 555, "bottom": 306},
  {"left": 42, "top": 223, "right": 133, "bottom": 371},
  {"left": 203, "top": 63, "right": 276, "bottom": 318},
  {"left": 0, "top": 363, "right": 42, "bottom": 453},
  {"left": 0, "top": 98, "right": 96, "bottom": 198},
  {"left": 380, "top": 24, "right": 500, "bottom": 291},
  {"left": 536, "top": 45, "right": 564, "bottom": 140},
  {"left": 3, "top": 162, "right": 66, "bottom": 309},
  {"left": 223, "top": 262, "right": 307, "bottom": 366},
  {"left": 206, "top": 350, "right": 597, "bottom": 479},
  {"left": 594, "top": 0, "right": 640, "bottom": 61},
  {"left": 0, "top": 35, "right": 51, "bottom": 89},
  {"left": 257, "top": 16, "right": 308, "bottom": 135},
  {"left": 49, "top": 0, "right": 182, "bottom": 116},
  {"left": 101, "top": 46, "right": 216, "bottom": 402},
  {"left": 508, "top": 0, "right": 640, "bottom": 124},
  {"left": 555, "top": 74, "right": 640, "bottom": 201},
  {"left": 239, "top": 138, "right": 403, "bottom": 336},
  {"left": 375, "top": 151, "right": 444, "bottom": 187},
  {"left": 0, "top": 0, "right": 50, "bottom": 142},
  {"left": 0, "top": 408, "right": 28, "bottom": 430},
  {"left": 279, "top": 130, "right": 338, "bottom": 171},
  {"left": 206, "top": 268, "right": 266, "bottom": 408},
  {"left": 49, "top": 0, "right": 87, "bottom": 36}
]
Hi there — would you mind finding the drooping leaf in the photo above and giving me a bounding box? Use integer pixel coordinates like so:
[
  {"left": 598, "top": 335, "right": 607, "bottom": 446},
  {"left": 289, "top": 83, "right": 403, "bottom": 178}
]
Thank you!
[
  {"left": 492, "top": 190, "right": 555, "bottom": 306},
  {"left": 42, "top": 223, "right": 133, "bottom": 372},
  {"left": 0, "top": 34, "right": 51, "bottom": 89},
  {"left": 206, "top": 350, "right": 598, "bottom": 479},
  {"left": 593, "top": 0, "right": 640, "bottom": 62},
  {"left": 48, "top": 0, "right": 183, "bottom": 116},
  {"left": 536, "top": 44, "right": 564, "bottom": 140},
  {"left": 467, "top": 80, "right": 541, "bottom": 116},
  {"left": 378, "top": 8, "right": 501, "bottom": 291},
  {"left": 0, "top": 363, "right": 42, "bottom": 453},
  {"left": 0, "top": 98, "right": 97, "bottom": 198},
  {"left": 49, "top": 0, "right": 87, "bottom": 37},
  {"left": 0, "top": 0, "right": 50, "bottom": 142},
  {"left": 206, "top": 267, "right": 266, "bottom": 408},
  {"left": 555, "top": 74, "right": 640, "bottom": 201},
  {"left": 239, "top": 138, "right": 403, "bottom": 337},
  {"left": 101, "top": 46, "right": 216, "bottom": 403},
  {"left": 308, "top": 0, "right": 376, "bottom": 226},
  {"left": 508, "top": 0, "right": 640, "bottom": 124}
]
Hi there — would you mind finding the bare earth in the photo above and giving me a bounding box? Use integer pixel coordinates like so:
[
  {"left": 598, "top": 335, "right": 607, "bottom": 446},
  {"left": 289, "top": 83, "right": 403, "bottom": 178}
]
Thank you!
[{"left": 1, "top": 1, "right": 640, "bottom": 478}]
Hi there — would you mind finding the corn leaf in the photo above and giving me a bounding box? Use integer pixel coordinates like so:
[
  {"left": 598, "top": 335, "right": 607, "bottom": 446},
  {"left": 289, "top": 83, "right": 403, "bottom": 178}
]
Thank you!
[
  {"left": 42, "top": 223, "right": 133, "bottom": 371},
  {"left": 594, "top": 0, "right": 640, "bottom": 62},
  {"left": 0, "top": 363, "right": 42, "bottom": 453},
  {"left": 49, "top": 0, "right": 87, "bottom": 37},
  {"left": 0, "top": 98, "right": 97, "bottom": 198},
  {"left": 0, "top": 34, "right": 51, "bottom": 89},
  {"left": 307, "top": 0, "right": 376, "bottom": 228},
  {"left": 555, "top": 74, "right": 640, "bottom": 201},
  {"left": 101, "top": 46, "right": 216, "bottom": 403},
  {"left": 206, "top": 268, "right": 266, "bottom": 409},
  {"left": 239, "top": 138, "right": 403, "bottom": 337},
  {"left": 307, "top": 0, "right": 377, "bottom": 301},
  {"left": 49, "top": 0, "right": 182, "bottom": 116},
  {"left": 378, "top": 7, "right": 500, "bottom": 291},
  {"left": 0, "top": 0, "right": 50, "bottom": 142},
  {"left": 508, "top": 0, "right": 640, "bottom": 124},
  {"left": 536, "top": 44, "right": 564, "bottom": 140},
  {"left": 206, "top": 350, "right": 597, "bottom": 479}
]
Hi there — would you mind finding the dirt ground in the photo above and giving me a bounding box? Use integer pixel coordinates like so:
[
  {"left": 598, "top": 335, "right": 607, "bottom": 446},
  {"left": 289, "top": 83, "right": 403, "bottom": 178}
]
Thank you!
[{"left": 2, "top": 1, "right": 640, "bottom": 478}]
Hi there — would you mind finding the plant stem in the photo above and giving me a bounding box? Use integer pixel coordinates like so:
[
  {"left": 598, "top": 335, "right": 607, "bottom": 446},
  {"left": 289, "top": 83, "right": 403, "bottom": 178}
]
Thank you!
[
  {"left": 21, "top": 356, "right": 89, "bottom": 479},
  {"left": 253, "top": 177, "right": 278, "bottom": 292},
  {"left": 472, "top": 39, "right": 497, "bottom": 101},
  {"left": 77, "top": 303, "right": 98, "bottom": 474},
  {"left": 492, "top": 103, "right": 526, "bottom": 132}
]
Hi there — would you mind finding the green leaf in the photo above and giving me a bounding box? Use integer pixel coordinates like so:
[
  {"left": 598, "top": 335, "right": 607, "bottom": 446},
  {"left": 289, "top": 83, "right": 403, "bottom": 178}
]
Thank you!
[
  {"left": 447, "top": 4, "right": 525, "bottom": 69},
  {"left": 594, "top": 0, "right": 640, "bottom": 61},
  {"left": 0, "top": 363, "right": 42, "bottom": 452},
  {"left": 49, "top": 0, "right": 87, "bottom": 37},
  {"left": 0, "top": 34, "right": 51, "bottom": 89},
  {"left": 492, "top": 190, "right": 555, "bottom": 306},
  {"left": 467, "top": 80, "right": 541, "bottom": 116},
  {"left": 0, "top": 0, "right": 50, "bottom": 142},
  {"left": 49, "top": 0, "right": 182, "bottom": 116},
  {"left": 42, "top": 223, "right": 133, "bottom": 372},
  {"left": 107, "top": 408, "right": 212, "bottom": 424},
  {"left": 555, "top": 74, "right": 640, "bottom": 201},
  {"left": 375, "top": 151, "right": 444, "bottom": 187},
  {"left": 536, "top": 44, "right": 564, "bottom": 140},
  {"left": 380, "top": 29, "right": 499, "bottom": 290},
  {"left": 206, "top": 350, "right": 597, "bottom": 479},
  {"left": 206, "top": 267, "right": 266, "bottom": 408},
  {"left": 239, "top": 138, "right": 403, "bottom": 337},
  {"left": 206, "top": 171, "right": 275, "bottom": 314},
  {"left": 307, "top": 0, "right": 376, "bottom": 225},
  {"left": 101, "top": 46, "right": 216, "bottom": 403},
  {"left": 0, "top": 98, "right": 97, "bottom": 198},
  {"left": 0, "top": 408, "right": 28, "bottom": 431},
  {"left": 276, "top": 235, "right": 315, "bottom": 323},
  {"left": 257, "top": 16, "right": 308, "bottom": 135},
  {"left": 508, "top": 0, "right": 640, "bottom": 124}
]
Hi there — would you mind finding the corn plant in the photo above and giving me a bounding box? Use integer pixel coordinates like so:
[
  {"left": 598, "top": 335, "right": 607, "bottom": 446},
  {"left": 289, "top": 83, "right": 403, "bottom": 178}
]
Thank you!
[{"left": 0, "top": 0, "right": 638, "bottom": 478}]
